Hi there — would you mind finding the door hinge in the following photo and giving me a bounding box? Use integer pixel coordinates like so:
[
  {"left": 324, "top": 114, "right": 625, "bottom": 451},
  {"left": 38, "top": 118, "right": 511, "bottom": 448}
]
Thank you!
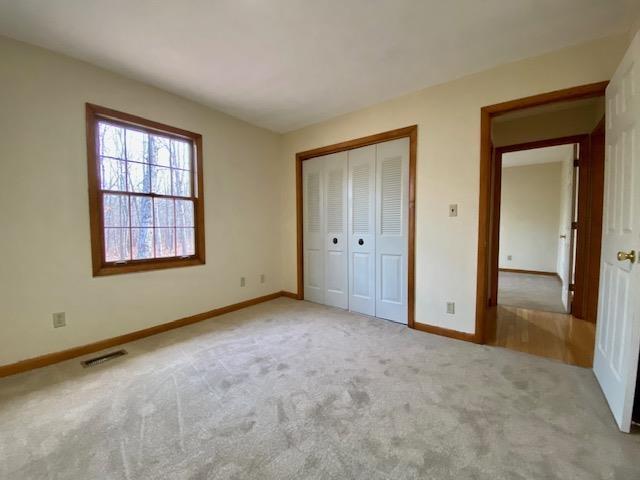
[
  {"left": 571, "top": 221, "right": 578, "bottom": 230},
  {"left": 569, "top": 283, "right": 575, "bottom": 292},
  {"left": 573, "top": 158, "right": 579, "bottom": 167}
]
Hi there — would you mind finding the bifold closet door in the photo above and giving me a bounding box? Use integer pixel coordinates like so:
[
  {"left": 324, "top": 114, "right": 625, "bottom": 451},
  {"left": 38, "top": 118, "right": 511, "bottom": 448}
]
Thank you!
[
  {"left": 375, "top": 138, "right": 409, "bottom": 324},
  {"left": 323, "top": 152, "right": 348, "bottom": 309},
  {"left": 348, "top": 145, "right": 376, "bottom": 316},
  {"left": 303, "top": 156, "right": 325, "bottom": 304}
]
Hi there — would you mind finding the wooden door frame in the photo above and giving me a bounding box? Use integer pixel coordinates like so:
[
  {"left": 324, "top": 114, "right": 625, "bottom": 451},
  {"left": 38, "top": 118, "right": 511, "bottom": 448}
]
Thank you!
[
  {"left": 586, "top": 116, "right": 606, "bottom": 325},
  {"left": 489, "top": 134, "right": 590, "bottom": 315},
  {"left": 295, "top": 125, "right": 417, "bottom": 328},
  {"left": 476, "top": 81, "right": 608, "bottom": 343}
]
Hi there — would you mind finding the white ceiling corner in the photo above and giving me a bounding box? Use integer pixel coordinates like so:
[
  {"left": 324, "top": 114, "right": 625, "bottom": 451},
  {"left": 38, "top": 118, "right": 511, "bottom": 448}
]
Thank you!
[{"left": 0, "top": 0, "right": 637, "bottom": 132}]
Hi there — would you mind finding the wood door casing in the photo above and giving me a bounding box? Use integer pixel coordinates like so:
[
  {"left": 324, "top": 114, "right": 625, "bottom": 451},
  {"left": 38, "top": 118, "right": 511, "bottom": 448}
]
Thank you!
[
  {"left": 585, "top": 117, "right": 606, "bottom": 324},
  {"left": 572, "top": 135, "right": 591, "bottom": 319},
  {"left": 476, "top": 82, "right": 608, "bottom": 343}
]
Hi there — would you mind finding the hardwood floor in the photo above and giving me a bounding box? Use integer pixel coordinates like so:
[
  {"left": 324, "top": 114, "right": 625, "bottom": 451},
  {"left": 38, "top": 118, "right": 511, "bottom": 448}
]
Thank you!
[{"left": 486, "top": 305, "right": 595, "bottom": 367}]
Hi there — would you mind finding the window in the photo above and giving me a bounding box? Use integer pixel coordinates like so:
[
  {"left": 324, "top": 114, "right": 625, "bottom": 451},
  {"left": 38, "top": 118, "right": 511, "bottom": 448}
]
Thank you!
[{"left": 86, "top": 104, "right": 205, "bottom": 276}]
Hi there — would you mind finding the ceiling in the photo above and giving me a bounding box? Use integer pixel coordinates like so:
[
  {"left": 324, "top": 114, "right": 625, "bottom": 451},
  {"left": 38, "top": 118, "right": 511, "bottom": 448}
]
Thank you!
[
  {"left": 0, "top": 1, "right": 637, "bottom": 133},
  {"left": 503, "top": 144, "right": 574, "bottom": 168}
]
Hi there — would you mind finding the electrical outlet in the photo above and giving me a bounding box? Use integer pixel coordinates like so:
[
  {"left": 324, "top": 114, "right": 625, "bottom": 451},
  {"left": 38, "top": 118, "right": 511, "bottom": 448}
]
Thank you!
[
  {"left": 260, "top": 274, "right": 266, "bottom": 284},
  {"left": 53, "top": 312, "right": 66, "bottom": 328},
  {"left": 446, "top": 302, "right": 455, "bottom": 315},
  {"left": 240, "top": 277, "right": 246, "bottom": 287},
  {"left": 507, "top": 255, "right": 512, "bottom": 261},
  {"left": 449, "top": 204, "right": 458, "bottom": 217}
]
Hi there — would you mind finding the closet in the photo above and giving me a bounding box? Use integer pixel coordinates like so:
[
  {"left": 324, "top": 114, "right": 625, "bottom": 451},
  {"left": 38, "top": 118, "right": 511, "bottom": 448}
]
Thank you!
[{"left": 302, "top": 137, "right": 409, "bottom": 324}]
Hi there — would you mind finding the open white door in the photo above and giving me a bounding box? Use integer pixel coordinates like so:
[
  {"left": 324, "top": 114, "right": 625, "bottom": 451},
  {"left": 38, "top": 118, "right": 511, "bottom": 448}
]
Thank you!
[
  {"left": 302, "top": 156, "right": 325, "bottom": 304},
  {"left": 324, "top": 152, "right": 348, "bottom": 309},
  {"left": 348, "top": 145, "right": 376, "bottom": 316},
  {"left": 557, "top": 146, "right": 577, "bottom": 313},
  {"left": 375, "top": 138, "right": 409, "bottom": 324},
  {"left": 594, "top": 31, "right": 640, "bottom": 433}
]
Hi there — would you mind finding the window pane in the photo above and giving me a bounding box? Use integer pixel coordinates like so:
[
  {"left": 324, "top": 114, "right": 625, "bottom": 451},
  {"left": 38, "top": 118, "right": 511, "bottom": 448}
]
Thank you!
[
  {"left": 104, "top": 228, "right": 130, "bottom": 262},
  {"left": 151, "top": 165, "right": 171, "bottom": 195},
  {"left": 126, "top": 129, "right": 148, "bottom": 164},
  {"left": 176, "top": 228, "right": 195, "bottom": 256},
  {"left": 151, "top": 135, "right": 171, "bottom": 166},
  {"left": 155, "top": 228, "right": 175, "bottom": 257},
  {"left": 171, "top": 140, "right": 191, "bottom": 170},
  {"left": 172, "top": 169, "right": 191, "bottom": 197},
  {"left": 103, "top": 194, "right": 129, "bottom": 227},
  {"left": 131, "top": 228, "right": 154, "bottom": 260},
  {"left": 127, "top": 161, "right": 150, "bottom": 193},
  {"left": 175, "top": 200, "right": 194, "bottom": 227},
  {"left": 100, "top": 157, "right": 127, "bottom": 191},
  {"left": 131, "top": 196, "right": 153, "bottom": 227},
  {"left": 154, "top": 198, "right": 175, "bottom": 227},
  {"left": 99, "top": 123, "right": 125, "bottom": 158}
]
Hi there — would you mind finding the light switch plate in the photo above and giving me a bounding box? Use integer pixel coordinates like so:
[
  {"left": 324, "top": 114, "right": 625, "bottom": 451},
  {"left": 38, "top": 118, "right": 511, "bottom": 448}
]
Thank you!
[
  {"left": 53, "top": 312, "right": 66, "bottom": 328},
  {"left": 446, "top": 302, "right": 455, "bottom": 314}
]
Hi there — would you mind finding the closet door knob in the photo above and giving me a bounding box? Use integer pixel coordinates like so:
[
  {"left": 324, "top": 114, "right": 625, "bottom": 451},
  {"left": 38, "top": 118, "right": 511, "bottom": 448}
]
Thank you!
[
  {"left": 358, "top": 238, "right": 364, "bottom": 246},
  {"left": 332, "top": 237, "right": 338, "bottom": 245}
]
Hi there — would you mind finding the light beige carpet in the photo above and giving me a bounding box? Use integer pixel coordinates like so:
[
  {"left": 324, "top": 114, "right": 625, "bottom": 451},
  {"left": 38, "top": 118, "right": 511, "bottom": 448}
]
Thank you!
[
  {"left": 498, "top": 271, "right": 567, "bottom": 313},
  {"left": 1, "top": 298, "right": 638, "bottom": 479}
]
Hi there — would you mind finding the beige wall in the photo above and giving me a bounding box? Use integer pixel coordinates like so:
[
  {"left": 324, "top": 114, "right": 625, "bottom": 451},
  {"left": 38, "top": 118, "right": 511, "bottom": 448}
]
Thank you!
[
  {"left": 279, "top": 34, "right": 628, "bottom": 334},
  {"left": 492, "top": 100, "right": 605, "bottom": 147},
  {"left": 0, "top": 32, "right": 631, "bottom": 364},
  {"left": 0, "top": 37, "right": 283, "bottom": 365},
  {"left": 499, "top": 162, "right": 563, "bottom": 272}
]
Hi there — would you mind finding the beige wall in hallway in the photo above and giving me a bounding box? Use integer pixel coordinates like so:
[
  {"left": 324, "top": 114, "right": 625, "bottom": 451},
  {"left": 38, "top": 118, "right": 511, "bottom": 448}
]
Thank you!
[
  {"left": 492, "top": 99, "right": 605, "bottom": 147},
  {"left": 0, "top": 37, "right": 283, "bottom": 365},
  {"left": 279, "top": 34, "right": 628, "bottom": 334},
  {"left": 499, "top": 162, "right": 564, "bottom": 272}
]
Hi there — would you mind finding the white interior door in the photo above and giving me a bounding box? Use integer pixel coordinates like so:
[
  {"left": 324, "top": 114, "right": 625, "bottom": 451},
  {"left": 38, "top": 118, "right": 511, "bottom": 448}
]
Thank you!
[
  {"left": 348, "top": 145, "right": 376, "bottom": 316},
  {"left": 594, "top": 31, "right": 640, "bottom": 433},
  {"left": 303, "top": 156, "right": 325, "bottom": 304},
  {"left": 375, "top": 138, "right": 409, "bottom": 324},
  {"left": 324, "top": 152, "right": 348, "bottom": 308},
  {"left": 559, "top": 146, "right": 578, "bottom": 312}
]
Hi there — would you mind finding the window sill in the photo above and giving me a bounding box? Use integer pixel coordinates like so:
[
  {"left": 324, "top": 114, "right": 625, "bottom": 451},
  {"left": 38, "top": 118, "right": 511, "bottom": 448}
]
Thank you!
[{"left": 93, "top": 256, "right": 205, "bottom": 277}]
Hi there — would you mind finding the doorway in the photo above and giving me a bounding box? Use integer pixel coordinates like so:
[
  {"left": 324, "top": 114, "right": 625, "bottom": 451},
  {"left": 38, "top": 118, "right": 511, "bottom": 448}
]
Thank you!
[
  {"left": 495, "top": 142, "right": 578, "bottom": 315},
  {"left": 476, "top": 83, "right": 607, "bottom": 367},
  {"left": 488, "top": 137, "right": 600, "bottom": 367}
]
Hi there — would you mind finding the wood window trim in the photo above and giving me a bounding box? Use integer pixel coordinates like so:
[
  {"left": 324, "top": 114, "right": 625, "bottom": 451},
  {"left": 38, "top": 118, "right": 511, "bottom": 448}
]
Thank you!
[{"left": 86, "top": 103, "right": 205, "bottom": 276}]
